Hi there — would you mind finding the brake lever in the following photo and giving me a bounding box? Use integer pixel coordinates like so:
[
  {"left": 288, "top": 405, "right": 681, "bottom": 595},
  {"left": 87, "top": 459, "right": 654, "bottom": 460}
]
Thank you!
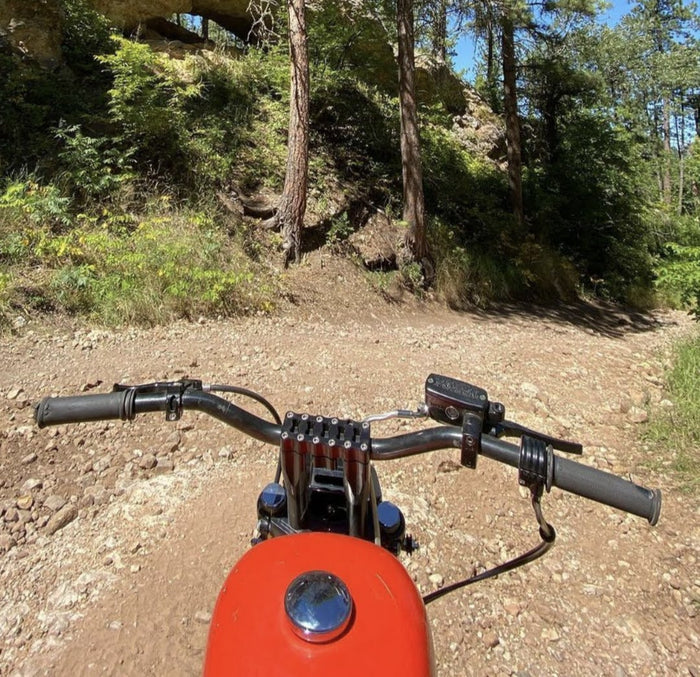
[{"left": 493, "top": 419, "right": 583, "bottom": 455}]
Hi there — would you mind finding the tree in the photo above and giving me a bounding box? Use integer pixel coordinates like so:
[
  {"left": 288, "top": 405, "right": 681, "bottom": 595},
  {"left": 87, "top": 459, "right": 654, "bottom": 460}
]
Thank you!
[
  {"left": 459, "top": 0, "right": 533, "bottom": 229},
  {"left": 520, "top": 19, "right": 600, "bottom": 164},
  {"left": 397, "top": 0, "right": 428, "bottom": 262},
  {"left": 517, "top": 18, "right": 657, "bottom": 292},
  {"left": 263, "top": 0, "right": 310, "bottom": 264},
  {"left": 615, "top": 0, "right": 700, "bottom": 208},
  {"left": 472, "top": 2, "right": 501, "bottom": 110},
  {"left": 419, "top": 0, "right": 450, "bottom": 60},
  {"left": 477, "top": 0, "right": 613, "bottom": 230},
  {"left": 501, "top": 9, "right": 524, "bottom": 230}
]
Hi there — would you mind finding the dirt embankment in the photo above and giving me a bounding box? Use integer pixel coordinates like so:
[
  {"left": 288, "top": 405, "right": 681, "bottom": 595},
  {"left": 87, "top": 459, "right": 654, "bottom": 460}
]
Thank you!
[{"left": 0, "top": 284, "right": 698, "bottom": 676}]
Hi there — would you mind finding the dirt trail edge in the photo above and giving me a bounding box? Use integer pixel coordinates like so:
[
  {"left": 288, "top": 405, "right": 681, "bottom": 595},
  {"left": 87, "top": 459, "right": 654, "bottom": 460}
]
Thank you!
[{"left": 0, "top": 303, "right": 698, "bottom": 677}]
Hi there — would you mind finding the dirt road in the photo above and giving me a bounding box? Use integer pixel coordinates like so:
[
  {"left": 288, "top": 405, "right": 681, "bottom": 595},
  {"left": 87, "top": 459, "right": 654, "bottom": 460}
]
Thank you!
[{"left": 0, "top": 295, "right": 698, "bottom": 676}]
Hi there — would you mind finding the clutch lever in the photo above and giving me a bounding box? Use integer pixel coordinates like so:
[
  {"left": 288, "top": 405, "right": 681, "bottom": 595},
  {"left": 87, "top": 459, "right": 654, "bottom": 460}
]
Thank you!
[{"left": 493, "top": 419, "right": 583, "bottom": 455}]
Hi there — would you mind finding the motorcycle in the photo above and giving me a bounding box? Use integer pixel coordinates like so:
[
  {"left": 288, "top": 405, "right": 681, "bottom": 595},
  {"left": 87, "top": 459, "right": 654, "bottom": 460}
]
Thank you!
[{"left": 34, "top": 373, "right": 661, "bottom": 676}]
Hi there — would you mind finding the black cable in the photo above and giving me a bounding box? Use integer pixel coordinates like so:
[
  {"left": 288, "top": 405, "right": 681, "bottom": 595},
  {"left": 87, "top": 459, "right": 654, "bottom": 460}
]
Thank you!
[
  {"left": 209, "top": 385, "right": 282, "bottom": 424},
  {"left": 208, "top": 384, "right": 283, "bottom": 482},
  {"left": 423, "top": 535, "right": 554, "bottom": 604},
  {"left": 423, "top": 488, "right": 555, "bottom": 605}
]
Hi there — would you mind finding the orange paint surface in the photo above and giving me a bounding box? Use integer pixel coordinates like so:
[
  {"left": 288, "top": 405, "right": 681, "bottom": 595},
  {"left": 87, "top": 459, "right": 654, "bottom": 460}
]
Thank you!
[{"left": 204, "top": 532, "right": 435, "bottom": 676}]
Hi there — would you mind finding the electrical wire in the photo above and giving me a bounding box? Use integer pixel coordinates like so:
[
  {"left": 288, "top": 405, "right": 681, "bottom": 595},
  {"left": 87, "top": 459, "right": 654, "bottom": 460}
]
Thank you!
[
  {"left": 209, "top": 384, "right": 282, "bottom": 424},
  {"left": 423, "top": 488, "right": 555, "bottom": 605},
  {"left": 209, "top": 384, "right": 283, "bottom": 482}
]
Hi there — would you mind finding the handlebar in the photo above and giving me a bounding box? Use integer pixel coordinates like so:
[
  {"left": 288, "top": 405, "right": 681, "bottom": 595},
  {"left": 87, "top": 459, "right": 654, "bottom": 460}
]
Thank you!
[{"left": 34, "top": 385, "right": 661, "bottom": 525}]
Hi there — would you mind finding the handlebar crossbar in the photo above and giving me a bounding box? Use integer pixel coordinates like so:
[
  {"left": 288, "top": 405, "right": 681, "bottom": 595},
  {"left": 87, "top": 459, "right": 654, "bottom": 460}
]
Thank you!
[{"left": 34, "top": 387, "right": 661, "bottom": 525}]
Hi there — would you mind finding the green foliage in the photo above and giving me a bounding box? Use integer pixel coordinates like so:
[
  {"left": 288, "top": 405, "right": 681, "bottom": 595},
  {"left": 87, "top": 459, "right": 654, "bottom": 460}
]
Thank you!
[
  {"left": 430, "top": 215, "right": 579, "bottom": 307},
  {"left": 307, "top": 3, "right": 396, "bottom": 92},
  {"left": 527, "top": 111, "right": 656, "bottom": 302},
  {"left": 0, "top": 270, "right": 12, "bottom": 325},
  {"left": 0, "top": 53, "right": 32, "bottom": 173},
  {"left": 97, "top": 38, "right": 201, "bottom": 178},
  {"left": 0, "top": 178, "right": 72, "bottom": 233},
  {"left": 400, "top": 261, "right": 426, "bottom": 294},
  {"left": 2, "top": 0, "right": 697, "bottom": 319},
  {"left": 186, "top": 47, "right": 289, "bottom": 190},
  {"left": 363, "top": 268, "right": 399, "bottom": 294},
  {"left": 60, "top": 0, "right": 114, "bottom": 71},
  {"left": 0, "top": 0, "right": 114, "bottom": 173},
  {"left": 0, "top": 57, "right": 69, "bottom": 173},
  {"left": 326, "top": 212, "right": 354, "bottom": 246},
  {"left": 434, "top": 243, "right": 521, "bottom": 308},
  {"left": 645, "top": 331, "right": 700, "bottom": 492},
  {"left": 1, "top": 199, "right": 275, "bottom": 325},
  {"left": 420, "top": 124, "right": 507, "bottom": 235},
  {"left": 310, "top": 72, "right": 399, "bottom": 186},
  {"left": 61, "top": 220, "right": 256, "bottom": 324},
  {"left": 55, "top": 124, "right": 136, "bottom": 200},
  {"left": 91, "top": 39, "right": 291, "bottom": 193},
  {"left": 655, "top": 237, "right": 700, "bottom": 318}
]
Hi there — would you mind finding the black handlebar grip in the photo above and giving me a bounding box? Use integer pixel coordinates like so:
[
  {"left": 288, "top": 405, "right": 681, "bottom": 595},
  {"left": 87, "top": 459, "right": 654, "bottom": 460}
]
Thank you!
[
  {"left": 553, "top": 454, "right": 661, "bottom": 525},
  {"left": 478, "top": 435, "right": 661, "bottom": 525},
  {"left": 35, "top": 391, "right": 133, "bottom": 428}
]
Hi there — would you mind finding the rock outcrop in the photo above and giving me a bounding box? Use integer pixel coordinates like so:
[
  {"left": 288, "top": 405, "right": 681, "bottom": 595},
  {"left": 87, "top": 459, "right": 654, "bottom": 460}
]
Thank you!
[
  {"left": 414, "top": 54, "right": 505, "bottom": 165},
  {"left": 0, "top": 0, "right": 64, "bottom": 66},
  {"left": 0, "top": 0, "right": 253, "bottom": 66},
  {"left": 89, "top": 0, "right": 253, "bottom": 38},
  {"left": 452, "top": 88, "right": 506, "bottom": 166},
  {"left": 415, "top": 54, "right": 466, "bottom": 115}
]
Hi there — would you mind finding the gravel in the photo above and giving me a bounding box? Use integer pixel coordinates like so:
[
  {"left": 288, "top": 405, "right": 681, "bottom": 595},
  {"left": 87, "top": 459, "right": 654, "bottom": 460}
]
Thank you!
[{"left": 0, "top": 294, "right": 697, "bottom": 676}]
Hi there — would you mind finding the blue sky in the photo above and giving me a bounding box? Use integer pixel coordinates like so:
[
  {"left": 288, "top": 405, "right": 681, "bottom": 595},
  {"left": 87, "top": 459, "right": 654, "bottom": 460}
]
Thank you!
[{"left": 452, "top": 0, "right": 633, "bottom": 77}]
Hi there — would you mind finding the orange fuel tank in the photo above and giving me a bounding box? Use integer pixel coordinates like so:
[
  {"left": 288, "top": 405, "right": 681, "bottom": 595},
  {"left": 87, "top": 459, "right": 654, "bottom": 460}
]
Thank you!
[{"left": 204, "top": 532, "right": 435, "bottom": 676}]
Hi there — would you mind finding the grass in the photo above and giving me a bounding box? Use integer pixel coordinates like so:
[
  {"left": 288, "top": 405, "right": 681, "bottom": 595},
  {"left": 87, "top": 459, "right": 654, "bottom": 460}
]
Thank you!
[
  {"left": 0, "top": 187, "right": 278, "bottom": 327},
  {"left": 645, "top": 330, "right": 700, "bottom": 493}
]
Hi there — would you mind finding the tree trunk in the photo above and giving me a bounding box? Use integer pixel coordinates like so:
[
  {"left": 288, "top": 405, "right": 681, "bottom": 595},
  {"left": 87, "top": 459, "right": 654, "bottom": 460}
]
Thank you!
[
  {"left": 275, "top": 0, "right": 310, "bottom": 265},
  {"left": 483, "top": 16, "right": 500, "bottom": 111},
  {"left": 544, "top": 94, "right": 558, "bottom": 164},
  {"left": 677, "top": 97, "right": 685, "bottom": 215},
  {"left": 662, "top": 97, "right": 672, "bottom": 205},
  {"left": 432, "top": 0, "right": 448, "bottom": 61},
  {"left": 397, "top": 0, "right": 427, "bottom": 263},
  {"left": 486, "top": 21, "right": 494, "bottom": 83},
  {"left": 202, "top": 17, "right": 209, "bottom": 41},
  {"left": 501, "top": 13, "right": 524, "bottom": 230}
]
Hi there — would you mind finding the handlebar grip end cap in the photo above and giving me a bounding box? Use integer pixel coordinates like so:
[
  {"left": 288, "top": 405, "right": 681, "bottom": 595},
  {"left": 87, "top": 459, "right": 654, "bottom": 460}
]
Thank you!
[
  {"left": 648, "top": 488, "right": 662, "bottom": 526},
  {"left": 34, "top": 398, "right": 50, "bottom": 428}
]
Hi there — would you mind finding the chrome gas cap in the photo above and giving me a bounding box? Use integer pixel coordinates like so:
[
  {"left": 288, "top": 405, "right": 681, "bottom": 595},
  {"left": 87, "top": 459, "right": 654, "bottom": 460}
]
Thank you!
[{"left": 284, "top": 571, "right": 353, "bottom": 643}]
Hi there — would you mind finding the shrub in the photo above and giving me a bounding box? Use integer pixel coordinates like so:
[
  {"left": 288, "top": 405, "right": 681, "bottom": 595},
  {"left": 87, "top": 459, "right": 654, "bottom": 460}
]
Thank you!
[
  {"left": 56, "top": 209, "right": 275, "bottom": 324},
  {"left": 55, "top": 124, "right": 136, "bottom": 201},
  {"left": 430, "top": 218, "right": 522, "bottom": 307},
  {"left": 429, "top": 216, "right": 578, "bottom": 307},
  {"left": 0, "top": 182, "right": 277, "bottom": 325},
  {"left": 527, "top": 113, "right": 656, "bottom": 303},
  {"left": 655, "top": 242, "right": 700, "bottom": 318},
  {"left": 60, "top": 0, "right": 114, "bottom": 70},
  {"left": 655, "top": 215, "right": 700, "bottom": 319},
  {"left": 94, "top": 39, "right": 290, "bottom": 194},
  {"left": 645, "top": 332, "right": 700, "bottom": 492},
  {"left": 420, "top": 124, "right": 507, "bottom": 232},
  {"left": 0, "top": 177, "right": 72, "bottom": 234},
  {"left": 96, "top": 38, "right": 202, "bottom": 178},
  {"left": 0, "top": 1, "right": 113, "bottom": 173},
  {"left": 0, "top": 271, "right": 12, "bottom": 325},
  {"left": 326, "top": 212, "right": 353, "bottom": 246}
]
